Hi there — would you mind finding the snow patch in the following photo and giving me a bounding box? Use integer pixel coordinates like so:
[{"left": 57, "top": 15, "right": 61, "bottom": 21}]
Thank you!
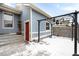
[{"left": 11, "top": 36, "right": 79, "bottom": 56}]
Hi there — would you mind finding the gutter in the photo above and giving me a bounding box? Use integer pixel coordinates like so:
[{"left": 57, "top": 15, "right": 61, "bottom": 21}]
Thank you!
[{"left": 0, "top": 4, "right": 21, "bottom": 14}]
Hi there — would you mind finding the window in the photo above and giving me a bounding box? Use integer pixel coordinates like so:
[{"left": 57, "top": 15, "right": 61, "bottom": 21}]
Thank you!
[
  {"left": 2, "top": 12, "right": 14, "bottom": 29},
  {"left": 56, "top": 20, "right": 59, "bottom": 25},
  {"left": 46, "top": 22, "right": 50, "bottom": 30}
]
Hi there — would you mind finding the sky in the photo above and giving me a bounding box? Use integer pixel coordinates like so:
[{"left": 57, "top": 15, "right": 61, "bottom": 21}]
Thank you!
[
  {"left": 5, "top": 3, "right": 79, "bottom": 16},
  {"left": 4, "top": 3, "right": 79, "bottom": 22},
  {"left": 34, "top": 3, "right": 79, "bottom": 16}
]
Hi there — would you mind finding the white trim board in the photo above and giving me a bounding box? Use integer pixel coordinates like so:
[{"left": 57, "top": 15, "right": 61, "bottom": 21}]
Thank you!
[
  {"left": 30, "top": 8, "right": 32, "bottom": 40},
  {"left": 32, "top": 34, "right": 51, "bottom": 40},
  {"left": 32, "top": 30, "right": 51, "bottom": 34}
]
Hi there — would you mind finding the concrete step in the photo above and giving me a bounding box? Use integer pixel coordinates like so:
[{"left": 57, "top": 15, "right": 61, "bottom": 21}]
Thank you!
[
  {"left": 0, "top": 36, "right": 24, "bottom": 41},
  {"left": 0, "top": 39, "right": 24, "bottom": 46},
  {"left": 0, "top": 35, "right": 23, "bottom": 39},
  {"left": 0, "top": 37, "right": 23, "bottom": 42},
  {"left": 0, "top": 35, "right": 24, "bottom": 46},
  {"left": 0, "top": 34, "right": 17, "bottom": 37}
]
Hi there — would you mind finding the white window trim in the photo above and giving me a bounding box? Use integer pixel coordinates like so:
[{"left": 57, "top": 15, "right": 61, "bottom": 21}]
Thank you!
[
  {"left": 45, "top": 21, "right": 50, "bottom": 31},
  {"left": 2, "top": 11, "right": 14, "bottom": 29}
]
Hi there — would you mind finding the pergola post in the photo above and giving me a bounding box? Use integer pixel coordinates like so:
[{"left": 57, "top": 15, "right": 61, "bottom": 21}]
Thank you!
[
  {"left": 73, "top": 11, "right": 79, "bottom": 56},
  {"left": 50, "top": 24, "right": 52, "bottom": 38},
  {"left": 72, "top": 22, "right": 73, "bottom": 41},
  {"left": 38, "top": 20, "right": 40, "bottom": 42}
]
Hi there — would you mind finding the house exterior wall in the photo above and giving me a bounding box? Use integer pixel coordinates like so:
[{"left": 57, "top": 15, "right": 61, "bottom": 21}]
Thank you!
[
  {"left": 0, "top": 11, "right": 20, "bottom": 34},
  {"left": 17, "top": 5, "right": 30, "bottom": 32},
  {"left": 31, "top": 9, "right": 51, "bottom": 38},
  {"left": 32, "top": 9, "right": 46, "bottom": 32},
  {"left": 17, "top": 5, "right": 51, "bottom": 40}
]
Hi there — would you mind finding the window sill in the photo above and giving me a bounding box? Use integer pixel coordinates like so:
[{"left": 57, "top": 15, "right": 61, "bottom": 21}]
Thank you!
[
  {"left": 46, "top": 30, "right": 50, "bottom": 32},
  {"left": 2, "top": 27, "right": 14, "bottom": 29}
]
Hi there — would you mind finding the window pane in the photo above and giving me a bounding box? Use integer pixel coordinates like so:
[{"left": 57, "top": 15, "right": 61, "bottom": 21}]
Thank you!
[
  {"left": 46, "top": 22, "right": 50, "bottom": 30},
  {"left": 3, "top": 14, "right": 13, "bottom": 28},
  {"left": 4, "top": 14, "right": 12, "bottom": 20}
]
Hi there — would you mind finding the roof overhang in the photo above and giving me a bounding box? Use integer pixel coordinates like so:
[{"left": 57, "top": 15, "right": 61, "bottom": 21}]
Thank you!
[
  {"left": 0, "top": 4, "right": 21, "bottom": 15},
  {"left": 23, "top": 3, "right": 51, "bottom": 18}
]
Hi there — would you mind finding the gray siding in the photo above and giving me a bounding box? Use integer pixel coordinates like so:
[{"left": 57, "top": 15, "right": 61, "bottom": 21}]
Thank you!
[
  {"left": 0, "top": 11, "right": 19, "bottom": 34},
  {"left": 32, "top": 9, "right": 46, "bottom": 32},
  {"left": 0, "top": 11, "right": 2, "bottom": 34},
  {"left": 32, "top": 9, "right": 51, "bottom": 38},
  {"left": 20, "top": 6, "right": 30, "bottom": 32}
]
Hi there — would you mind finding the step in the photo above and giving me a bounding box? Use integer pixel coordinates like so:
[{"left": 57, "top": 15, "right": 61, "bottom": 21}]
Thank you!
[
  {"left": 0, "top": 37, "right": 24, "bottom": 42},
  {"left": 0, "top": 38, "right": 24, "bottom": 46},
  {"left": 0, "top": 35, "right": 24, "bottom": 40},
  {"left": 0, "top": 35, "right": 24, "bottom": 42},
  {"left": 0, "top": 34, "right": 17, "bottom": 37},
  {"left": 0, "top": 34, "right": 22, "bottom": 37},
  {"left": 0, "top": 34, "right": 24, "bottom": 46}
]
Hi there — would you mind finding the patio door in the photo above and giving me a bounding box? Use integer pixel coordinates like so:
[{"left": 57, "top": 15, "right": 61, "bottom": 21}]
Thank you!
[{"left": 25, "top": 22, "right": 29, "bottom": 43}]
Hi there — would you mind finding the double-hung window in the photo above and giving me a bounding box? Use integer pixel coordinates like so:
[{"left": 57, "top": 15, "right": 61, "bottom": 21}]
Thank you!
[
  {"left": 2, "top": 12, "right": 14, "bottom": 29},
  {"left": 46, "top": 22, "right": 50, "bottom": 30}
]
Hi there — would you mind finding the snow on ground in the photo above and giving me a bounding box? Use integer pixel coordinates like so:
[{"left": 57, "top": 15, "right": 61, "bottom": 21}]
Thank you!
[{"left": 11, "top": 36, "right": 79, "bottom": 56}]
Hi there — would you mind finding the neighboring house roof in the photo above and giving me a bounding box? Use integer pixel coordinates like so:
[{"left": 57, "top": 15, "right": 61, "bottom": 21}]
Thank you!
[
  {"left": 0, "top": 4, "right": 21, "bottom": 14},
  {"left": 16, "top": 3, "right": 51, "bottom": 18}
]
